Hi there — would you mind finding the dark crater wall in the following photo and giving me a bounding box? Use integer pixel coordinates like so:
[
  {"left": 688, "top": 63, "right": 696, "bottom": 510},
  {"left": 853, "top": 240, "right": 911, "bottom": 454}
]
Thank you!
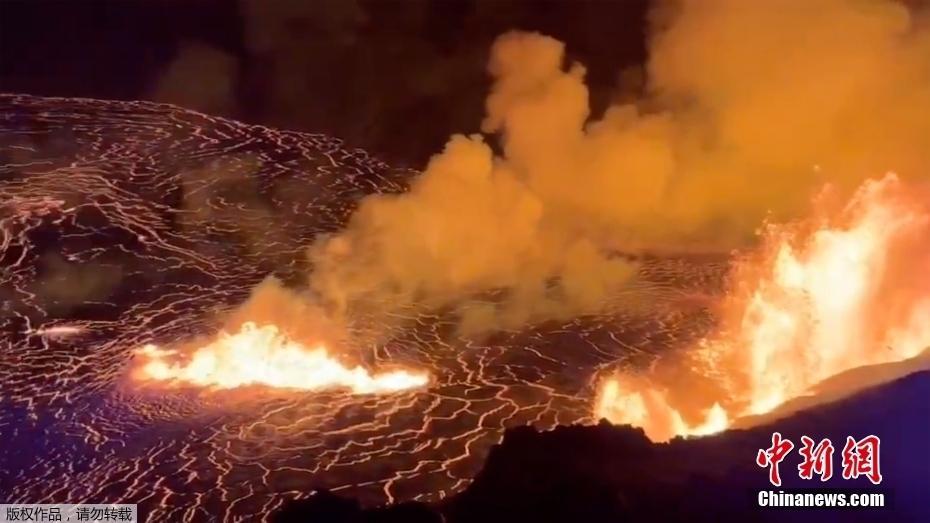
[{"left": 274, "top": 370, "right": 930, "bottom": 523}]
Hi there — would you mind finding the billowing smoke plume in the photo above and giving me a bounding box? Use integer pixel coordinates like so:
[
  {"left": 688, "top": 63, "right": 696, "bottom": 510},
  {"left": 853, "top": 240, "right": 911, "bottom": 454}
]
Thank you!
[{"left": 306, "top": 0, "right": 930, "bottom": 334}]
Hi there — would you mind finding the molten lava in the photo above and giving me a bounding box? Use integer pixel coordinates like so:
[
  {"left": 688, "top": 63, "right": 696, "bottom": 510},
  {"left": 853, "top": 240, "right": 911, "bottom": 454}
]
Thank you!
[
  {"left": 133, "top": 322, "right": 430, "bottom": 394},
  {"left": 596, "top": 173, "right": 930, "bottom": 442}
]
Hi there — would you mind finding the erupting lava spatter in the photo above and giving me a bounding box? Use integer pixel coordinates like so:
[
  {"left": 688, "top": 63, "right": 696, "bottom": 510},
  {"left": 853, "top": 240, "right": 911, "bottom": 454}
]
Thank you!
[
  {"left": 134, "top": 322, "right": 429, "bottom": 393},
  {"left": 596, "top": 173, "right": 930, "bottom": 442}
]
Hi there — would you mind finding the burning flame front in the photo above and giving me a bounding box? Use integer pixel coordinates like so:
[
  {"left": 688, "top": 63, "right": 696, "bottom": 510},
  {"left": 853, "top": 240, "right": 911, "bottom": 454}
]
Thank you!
[
  {"left": 596, "top": 173, "right": 930, "bottom": 442},
  {"left": 133, "top": 322, "right": 429, "bottom": 394}
]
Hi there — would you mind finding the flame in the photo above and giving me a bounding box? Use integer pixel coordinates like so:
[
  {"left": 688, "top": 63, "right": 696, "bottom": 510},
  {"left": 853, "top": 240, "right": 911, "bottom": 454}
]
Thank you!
[
  {"left": 596, "top": 173, "right": 930, "bottom": 441},
  {"left": 594, "top": 378, "right": 729, "bottom": 439},
  {"left": 133, "top": 322, "right": 429, "bottom": 394}
]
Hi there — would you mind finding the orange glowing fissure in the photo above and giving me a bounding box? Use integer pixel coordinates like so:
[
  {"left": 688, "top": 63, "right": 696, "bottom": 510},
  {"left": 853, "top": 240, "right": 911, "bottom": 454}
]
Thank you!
[
  {"left": 596, "top": 173, "right": 930, "bottom": 442},
  {"left": 133, "top": 322, "right": 430, "bottom": 394}
]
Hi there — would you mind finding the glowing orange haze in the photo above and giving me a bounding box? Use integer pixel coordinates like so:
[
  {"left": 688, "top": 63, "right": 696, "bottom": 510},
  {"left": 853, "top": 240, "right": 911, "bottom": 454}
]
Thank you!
[
  {"left": 133, "top": 322, "right": 429, "bottom": 394},
  {"left": 596, "top": 173, "right": 930, "bottom": 442}
]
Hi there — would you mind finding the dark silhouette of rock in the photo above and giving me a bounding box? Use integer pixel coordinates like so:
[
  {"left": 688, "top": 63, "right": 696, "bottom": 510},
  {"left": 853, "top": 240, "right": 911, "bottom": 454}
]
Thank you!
[
  {"left": 271, "top": 370, "right": 929, "bottom": 522},
  {"left": 272, "top": 490, "right": 442, "bottom": 523}
]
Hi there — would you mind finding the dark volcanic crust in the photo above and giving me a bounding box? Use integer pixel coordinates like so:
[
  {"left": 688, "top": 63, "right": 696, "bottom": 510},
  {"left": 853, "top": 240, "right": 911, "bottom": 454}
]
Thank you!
[
  {"left": 274, "top": 370, "right": 930, "bottom": 523},
  {"left": 1, "top": 94, "right": 728, "bottom": 521}
]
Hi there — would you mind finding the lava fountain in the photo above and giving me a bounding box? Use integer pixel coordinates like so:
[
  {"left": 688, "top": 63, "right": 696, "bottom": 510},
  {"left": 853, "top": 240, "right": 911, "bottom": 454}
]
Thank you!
[
  {"left": 133, "top": 322, "right": 430, "bottom": 394},
  {"left": 596, "top": 173, "right": 930, "bottom": 442}
]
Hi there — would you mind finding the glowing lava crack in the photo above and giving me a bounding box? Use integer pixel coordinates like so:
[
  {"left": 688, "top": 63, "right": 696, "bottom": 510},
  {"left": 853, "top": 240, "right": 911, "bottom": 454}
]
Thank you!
[
  {"left": 133, "top": 322, "right": 430, "bottom": 393},
  {"left": 6, "top": 94, "right": 673, "bottom": 519}
]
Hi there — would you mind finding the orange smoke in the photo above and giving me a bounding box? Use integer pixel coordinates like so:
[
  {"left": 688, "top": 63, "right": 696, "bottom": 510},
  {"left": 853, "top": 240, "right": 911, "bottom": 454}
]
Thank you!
[
  {"left": 133, "top": 322, "right": 429, "bottom": 394},
  {"left": 305, "top": 0, "right": 930, "bottom": 335},
  {"left": 596, "top": 173, "right": 930, "bottom": 441}
]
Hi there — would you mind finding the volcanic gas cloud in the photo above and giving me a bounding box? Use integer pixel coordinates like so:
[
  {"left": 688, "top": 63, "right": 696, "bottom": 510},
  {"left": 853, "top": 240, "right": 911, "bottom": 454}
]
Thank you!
[
  {"left": 307, "top": 0, "right": 930, "bottom": 336},
  {"left": 137, "top": 0, "right": 930, "bottom": 437}
]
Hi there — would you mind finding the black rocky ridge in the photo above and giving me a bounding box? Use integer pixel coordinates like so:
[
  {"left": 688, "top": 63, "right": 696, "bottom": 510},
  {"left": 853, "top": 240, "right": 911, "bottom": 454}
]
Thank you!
[{"left": 273, "top": 370, "right": 930, "bottom": 522}]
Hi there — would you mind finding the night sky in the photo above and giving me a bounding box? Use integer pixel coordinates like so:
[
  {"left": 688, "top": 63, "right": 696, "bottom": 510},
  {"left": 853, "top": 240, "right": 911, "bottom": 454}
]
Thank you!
[{"left": 0, "top": 0, "right": 649, "bottom": 166}]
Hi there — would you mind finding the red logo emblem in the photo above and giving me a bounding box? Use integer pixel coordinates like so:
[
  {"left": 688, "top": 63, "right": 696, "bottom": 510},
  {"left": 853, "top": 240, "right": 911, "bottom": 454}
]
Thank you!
[
  {"left": 756, "top": 432, "right": 795, "bottom": 486},
  {"left": 841, "top": 435, "right": 882, "bottom": 485},
  {"left": 797, "top": 435, "right": 834, "bottom": 481},
  {"left": 757, "top": 433, "right": 882, "bottom": 485}
]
